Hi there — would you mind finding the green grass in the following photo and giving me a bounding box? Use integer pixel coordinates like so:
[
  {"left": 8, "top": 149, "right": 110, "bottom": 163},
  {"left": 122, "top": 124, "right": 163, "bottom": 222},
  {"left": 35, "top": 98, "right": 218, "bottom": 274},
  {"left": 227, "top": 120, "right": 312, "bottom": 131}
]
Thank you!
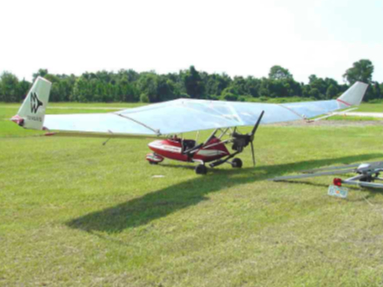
[
  {"left": 328, "top": 115, "right": 382, "bottom": 121},
  {"left": 2, "top": 103, "right": 383, "bottom": 286},
  {"left": 329, "top": 102, "right": 383, "bottom": 121},
  {"left": 356, "top": 103, "right": 383, "bottom": 113}
]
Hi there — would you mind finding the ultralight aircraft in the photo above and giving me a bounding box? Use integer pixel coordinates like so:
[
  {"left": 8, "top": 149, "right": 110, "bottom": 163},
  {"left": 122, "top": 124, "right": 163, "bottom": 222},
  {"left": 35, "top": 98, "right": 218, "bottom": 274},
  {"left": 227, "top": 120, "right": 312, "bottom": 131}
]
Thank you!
[{"left": 11, "top": 77, "right": 368, "bottom": 174}]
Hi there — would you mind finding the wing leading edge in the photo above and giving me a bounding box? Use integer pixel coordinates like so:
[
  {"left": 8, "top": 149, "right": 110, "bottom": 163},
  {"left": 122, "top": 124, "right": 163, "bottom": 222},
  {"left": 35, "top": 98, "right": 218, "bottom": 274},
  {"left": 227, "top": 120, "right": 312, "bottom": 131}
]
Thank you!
[{"left": 19, "top": 80, "right": 369, "bottom": 136}]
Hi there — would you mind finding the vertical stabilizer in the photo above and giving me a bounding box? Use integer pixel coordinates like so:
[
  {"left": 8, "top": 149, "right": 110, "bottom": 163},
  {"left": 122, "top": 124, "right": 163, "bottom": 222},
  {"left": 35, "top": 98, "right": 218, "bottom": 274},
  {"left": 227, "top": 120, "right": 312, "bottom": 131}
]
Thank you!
[
  {"left": 11, "top": 77, "right": 52, "bottom": 130},
  {"left": 337, "top": 81, "right": 368, "bottom": 107}
]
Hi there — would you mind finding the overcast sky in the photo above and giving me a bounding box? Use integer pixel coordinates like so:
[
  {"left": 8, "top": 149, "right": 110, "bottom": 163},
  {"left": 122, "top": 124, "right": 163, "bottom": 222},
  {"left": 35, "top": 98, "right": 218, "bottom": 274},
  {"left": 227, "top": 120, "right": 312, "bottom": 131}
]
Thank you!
[{"left": 1, "top": 0, "right": 382, "bottom": 83}]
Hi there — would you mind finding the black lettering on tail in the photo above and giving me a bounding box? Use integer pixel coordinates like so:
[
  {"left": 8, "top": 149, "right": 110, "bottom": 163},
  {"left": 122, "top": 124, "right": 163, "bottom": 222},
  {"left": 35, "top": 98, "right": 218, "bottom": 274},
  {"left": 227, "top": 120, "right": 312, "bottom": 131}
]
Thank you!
[{"left": 30, "top": 92, "right": 43, "bottom": 114}]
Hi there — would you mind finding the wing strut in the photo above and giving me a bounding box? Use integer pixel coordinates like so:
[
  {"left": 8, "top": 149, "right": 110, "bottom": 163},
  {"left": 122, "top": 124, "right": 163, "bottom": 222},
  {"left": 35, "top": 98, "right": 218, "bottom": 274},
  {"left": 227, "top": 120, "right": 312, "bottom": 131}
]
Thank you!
[{"left": 114, "top": 113, "right": 161, "bottom": 136}]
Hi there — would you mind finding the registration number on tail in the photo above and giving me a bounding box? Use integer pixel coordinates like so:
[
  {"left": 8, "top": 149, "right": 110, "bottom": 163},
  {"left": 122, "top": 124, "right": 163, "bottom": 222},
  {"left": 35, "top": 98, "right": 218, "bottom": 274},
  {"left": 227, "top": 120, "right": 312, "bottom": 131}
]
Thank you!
[{"left": 328, "top": 185, "right": 348, "bottom": 198}]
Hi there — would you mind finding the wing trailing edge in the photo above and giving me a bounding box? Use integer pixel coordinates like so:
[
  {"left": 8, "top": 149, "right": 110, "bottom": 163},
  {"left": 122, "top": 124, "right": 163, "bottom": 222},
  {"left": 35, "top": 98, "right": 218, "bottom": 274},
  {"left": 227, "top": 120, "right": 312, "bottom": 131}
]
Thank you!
[{"left": 12, "top": 77, "right": 369, "bottom": 137}]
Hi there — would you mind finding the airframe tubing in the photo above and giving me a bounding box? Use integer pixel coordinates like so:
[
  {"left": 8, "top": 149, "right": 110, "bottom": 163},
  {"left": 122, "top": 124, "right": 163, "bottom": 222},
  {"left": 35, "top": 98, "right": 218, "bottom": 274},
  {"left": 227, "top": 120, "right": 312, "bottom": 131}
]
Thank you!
[
  {"left": 270, "top": 169, "right": 356, "bottom": 181},
  {"left": 342, "top": 179, "right": 383, "bottom": 189},
  {"left": 45, "top": 131, "right": 165, "bottom": 140},
  {"left": 301, "top": 164, "right": 359, "bottom": 174},
  {"left": 114, "top": 113, "right": 161, "bottom": 135}
]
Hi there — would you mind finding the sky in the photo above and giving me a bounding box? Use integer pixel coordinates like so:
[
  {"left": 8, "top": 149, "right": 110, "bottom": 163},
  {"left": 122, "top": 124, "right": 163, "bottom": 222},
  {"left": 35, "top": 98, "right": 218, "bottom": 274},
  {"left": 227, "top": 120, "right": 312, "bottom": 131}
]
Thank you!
[{"left": 0, "top": 0, "right": 382, "bottom": 83}]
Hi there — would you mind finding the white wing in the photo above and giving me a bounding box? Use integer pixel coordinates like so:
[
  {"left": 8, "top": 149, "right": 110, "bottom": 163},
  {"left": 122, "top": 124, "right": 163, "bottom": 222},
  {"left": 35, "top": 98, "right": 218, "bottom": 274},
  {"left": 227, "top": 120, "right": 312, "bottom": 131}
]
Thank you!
[{"left": 16, "top": 80, "right": 369, "bottom": 137}]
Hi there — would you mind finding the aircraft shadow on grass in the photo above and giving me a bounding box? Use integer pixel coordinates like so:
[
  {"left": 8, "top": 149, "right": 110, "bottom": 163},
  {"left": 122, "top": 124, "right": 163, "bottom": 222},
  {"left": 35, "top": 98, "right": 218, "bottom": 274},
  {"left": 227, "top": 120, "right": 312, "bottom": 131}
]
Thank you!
[{"left": 67, "top": 153, "right": 383, "bottom": 234}]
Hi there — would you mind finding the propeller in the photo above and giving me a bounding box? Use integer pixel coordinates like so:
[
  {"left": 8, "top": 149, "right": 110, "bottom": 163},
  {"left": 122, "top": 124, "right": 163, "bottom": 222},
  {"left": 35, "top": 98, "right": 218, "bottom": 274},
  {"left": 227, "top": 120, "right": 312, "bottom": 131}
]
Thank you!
[
  {"left": 249, "top": 111, "right": 265, "bottom": 166},
  {"left": 250, "top": 140, "right": 256, "bottom": 166}
]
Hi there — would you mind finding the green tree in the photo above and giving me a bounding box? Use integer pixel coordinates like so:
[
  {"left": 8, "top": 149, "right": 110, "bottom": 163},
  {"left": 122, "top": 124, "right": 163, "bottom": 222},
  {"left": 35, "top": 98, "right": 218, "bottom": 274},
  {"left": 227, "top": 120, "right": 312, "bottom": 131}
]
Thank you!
[
  {"left": 57, "top": 75, "right": 76, "bottom": 102},
  {"left": 343, "top": 59, "right": 374, "bottom": 84},
  {"left": 0, "top": 72, "right": 19, "bottom": 102},
  {"left": 307, "top": 75, "right": 340, "bottom": 99},
  {"left": 258, "top": 78, "right": 271, "bottom": 97},
  {"left": 140, "top": 93, "right": 149, "bottom": 103},
  {"left": 309, "top": 88, "right": 320, "bottom": 99},
  {"left": 182, "top": 66, "right": 205, "bottom": 98},
  {"left": 118, "top": 77, "right": 138, "bottom": 102},
  {"left": 137, "top": 73, "right": 159, "bottom": 102},
  {"left": 221, "top": 92, "right": 238, "bottom": 101},
  {"left": 229, "top": 76, "right": 249, "bottom": 96},
  {"left": 203, "top": 73, "right": 231, "bottom": 97},
  {"left": 308, "top": 74, "right": 318, "bottom": 84},
  {"left": 44, "top": 74, "right": 62, "bottom": 102},
  {"left": 371, "top": 82, "right": 382, "bottom": 100},
  {"left": 301, "top": 85, "right": 311, "bottom": 98},
  {"left": 117, "top": 69, "right": 139, "bottom": 83},
  {"left": 326, "top": 84, "right": 338, "bottom": 98},
  {"left": 72, "top": 77, "right": 92, "bottom": 102},
  {"left": 157, "top": 77, "right": 179, "bottom": 101},
  {"left": 16, "top": 79, "right": 31, "bottom": 102},
  {"left": 32, "top": 69, "right": 48, "bottom": 82},
  {"left": 269, "top": 65, "right": 293, "bottom": 80},
  {"left": 221, "top": 86, "right": 239, "bottom": 99},
  {"left": 244, "top": 76, "right": 261, "bottom": 98}
]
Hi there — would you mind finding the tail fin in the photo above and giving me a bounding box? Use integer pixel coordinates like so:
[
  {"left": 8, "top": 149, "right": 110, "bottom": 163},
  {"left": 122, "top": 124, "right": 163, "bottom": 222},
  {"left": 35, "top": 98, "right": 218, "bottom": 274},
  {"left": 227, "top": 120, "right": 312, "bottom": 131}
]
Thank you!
[
  {"left": 337, "top": 81, "right": 369, "bottom": 107},
  {"left": 11, "top": 77, "right": 52, "bottom": 130}
]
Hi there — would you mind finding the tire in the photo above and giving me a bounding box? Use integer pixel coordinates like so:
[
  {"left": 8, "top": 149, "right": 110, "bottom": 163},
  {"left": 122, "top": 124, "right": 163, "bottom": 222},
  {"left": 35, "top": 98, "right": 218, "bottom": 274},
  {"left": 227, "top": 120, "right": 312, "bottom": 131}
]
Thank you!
[
  {"left": 195, "top": 164, "right": 207, "bottom": 175},
  {"left": 231, "top": 158, "right": 243, "bottom": 168},
  {"left": 149, "top": 161, "right": 158, "bottom": 165},
  {"left": 360, "top": 175, "right": 373, "bottom": 182}
]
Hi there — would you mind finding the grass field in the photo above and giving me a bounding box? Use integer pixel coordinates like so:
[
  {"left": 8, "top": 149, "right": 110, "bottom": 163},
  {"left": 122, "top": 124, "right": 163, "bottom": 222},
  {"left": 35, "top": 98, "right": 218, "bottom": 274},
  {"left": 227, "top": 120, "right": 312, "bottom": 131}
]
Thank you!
[
  {"left": 357, "top": 103, "right": 383, "bottom": 113},
  {"left": 2, "top": 102, "right": 383, "bottom": 286}
]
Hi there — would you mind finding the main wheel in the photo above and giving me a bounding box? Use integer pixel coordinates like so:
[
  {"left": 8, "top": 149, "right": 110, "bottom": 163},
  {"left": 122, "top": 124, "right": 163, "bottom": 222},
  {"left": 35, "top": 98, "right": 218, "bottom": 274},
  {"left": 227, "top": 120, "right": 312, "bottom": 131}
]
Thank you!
[
  {"left": 231, "top": 158, "right": 243, "bottom": 168},
  {"left": 360, "top": 175, "right": 374, "bottom": 182},
  {"left": 195, "top": 164, "right": 207, "bottom": 175},
  {"left": 149, "top": 161, "right": 158, "bottom": 165}
]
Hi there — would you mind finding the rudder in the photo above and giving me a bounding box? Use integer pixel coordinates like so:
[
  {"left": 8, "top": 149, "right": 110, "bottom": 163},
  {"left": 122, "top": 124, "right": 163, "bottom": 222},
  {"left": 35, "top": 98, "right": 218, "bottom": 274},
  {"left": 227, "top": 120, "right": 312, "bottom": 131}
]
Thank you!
[
  {"left": 12, "top": 77, "right": 52, "bottom": 130},
  {"left": 337, "top": 81, "right": 368, "bottom": 107}
]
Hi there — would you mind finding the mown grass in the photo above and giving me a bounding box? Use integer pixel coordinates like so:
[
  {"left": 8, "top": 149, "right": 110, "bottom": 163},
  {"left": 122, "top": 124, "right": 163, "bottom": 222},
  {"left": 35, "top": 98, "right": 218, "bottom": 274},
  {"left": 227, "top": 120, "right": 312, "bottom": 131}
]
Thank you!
[
  {"left": 329, "top": 102, "right": 383, "bottom": 121},
  {"left": 2, "top": 103, "right": 383, "bottom": 286},
  {"left": 358, "top": 103, "right": 383, "bottom": 113},
  {"left": 329, "top": 115, "right": 382, "bottom": 121}
]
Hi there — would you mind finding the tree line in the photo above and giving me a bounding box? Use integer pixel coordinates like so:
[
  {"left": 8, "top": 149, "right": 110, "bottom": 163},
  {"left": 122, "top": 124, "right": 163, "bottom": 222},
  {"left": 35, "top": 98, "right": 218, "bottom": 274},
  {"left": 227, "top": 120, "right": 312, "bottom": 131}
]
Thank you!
[{"left": 0, "top": 59, "right": 381, "bottom": 103}]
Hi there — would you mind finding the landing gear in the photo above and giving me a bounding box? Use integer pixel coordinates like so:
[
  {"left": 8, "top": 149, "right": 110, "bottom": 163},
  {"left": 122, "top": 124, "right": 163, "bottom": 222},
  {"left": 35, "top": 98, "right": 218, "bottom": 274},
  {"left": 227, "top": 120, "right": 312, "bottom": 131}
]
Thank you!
[
  {"left": 231, "top": 158, "right": 243, "bottom": 168},
  {"left": 146, "top": 153, "right": 164, "bottom": 164},
  {"left": 195, "top": 164, "right": 207, "bottom": 175},
  {"left": 360, "top": 173, "right": 379, "bottom": 182}
]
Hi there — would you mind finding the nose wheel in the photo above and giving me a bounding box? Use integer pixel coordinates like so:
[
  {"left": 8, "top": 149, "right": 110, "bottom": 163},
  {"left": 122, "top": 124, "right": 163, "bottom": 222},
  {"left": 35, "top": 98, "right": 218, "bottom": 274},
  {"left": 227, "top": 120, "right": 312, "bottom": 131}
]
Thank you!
[
  {"left": 231, "top": 158, "right": 243, "bottom": 168},
  {"left": 146, "top": 153, "right": 164, "bottom": 164}
]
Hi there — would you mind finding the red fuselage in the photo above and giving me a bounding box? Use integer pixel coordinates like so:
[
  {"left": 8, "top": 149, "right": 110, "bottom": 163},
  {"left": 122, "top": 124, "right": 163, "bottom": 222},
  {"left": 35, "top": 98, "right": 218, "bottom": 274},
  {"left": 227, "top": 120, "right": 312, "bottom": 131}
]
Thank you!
[{"left": 148, "top": 137, "right": 230, "bottom": 163}]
